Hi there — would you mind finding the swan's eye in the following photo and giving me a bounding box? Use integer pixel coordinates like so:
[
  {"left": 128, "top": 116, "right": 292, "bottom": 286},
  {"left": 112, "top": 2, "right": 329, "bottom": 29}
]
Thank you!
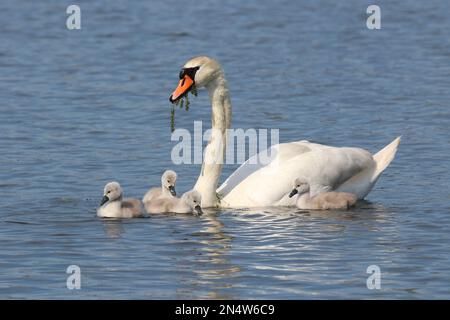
[
  {"left": 107, "top": 191, "right": 111, "bottom": 194},
  {"left": 167, "top": 180, "right": 170, "bottom": 183},
  {"left": 296, "top": 185, "right": 300, "bottom": 188}
]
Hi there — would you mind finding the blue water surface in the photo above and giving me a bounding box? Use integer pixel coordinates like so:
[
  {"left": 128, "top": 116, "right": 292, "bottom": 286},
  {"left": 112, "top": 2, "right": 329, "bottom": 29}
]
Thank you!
[{"left": 0, "top": 0, "right": 449, "bottom": 299}]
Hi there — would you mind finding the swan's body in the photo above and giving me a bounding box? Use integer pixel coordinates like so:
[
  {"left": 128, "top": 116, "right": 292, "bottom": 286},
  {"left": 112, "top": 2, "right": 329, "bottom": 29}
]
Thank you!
[
  {"left": 142, "top": 170, "right": 177, "bottom": 204},
  {"left": 218, "top": 141, "right": 376, "bottom": 207},
  {"left": 97, "top": 182, "right": 143, "bottom": 218},
  {"left": 169, "top": 56, "right": 400, "bottom": 208},
  {"left": 145, "top": 190, "right": 203, "bottom": 215},
  {"left": 290, "top": 178, "right": 357, "bottom": 210}
]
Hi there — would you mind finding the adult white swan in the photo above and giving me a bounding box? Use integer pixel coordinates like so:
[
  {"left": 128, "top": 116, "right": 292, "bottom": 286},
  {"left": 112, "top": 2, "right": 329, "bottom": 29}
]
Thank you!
[{"left": 169, "top": 56, "right": 400, "bottom": 208}]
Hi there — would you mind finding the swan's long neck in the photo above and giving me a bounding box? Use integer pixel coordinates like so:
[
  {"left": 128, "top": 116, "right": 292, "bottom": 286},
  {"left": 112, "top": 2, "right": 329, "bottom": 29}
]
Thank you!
[{"left": 194, "top": 73, "right": 231, "bottom": 207}]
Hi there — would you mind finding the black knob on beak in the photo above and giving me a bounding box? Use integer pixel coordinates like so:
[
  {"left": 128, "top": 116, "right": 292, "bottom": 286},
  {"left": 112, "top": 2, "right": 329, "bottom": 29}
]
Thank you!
[{"left": 100, "top": 195, "right": 109, "bottom": 206}]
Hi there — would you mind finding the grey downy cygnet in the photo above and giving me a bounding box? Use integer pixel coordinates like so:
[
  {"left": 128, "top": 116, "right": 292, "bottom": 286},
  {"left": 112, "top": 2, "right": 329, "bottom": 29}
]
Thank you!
[
  {"left": 97, "top": 181, "right": 143, "bottom": 218},
  {"left": 289, "top": 178, "right": 357, "bottom": 210},
  {"left": 142, "top": 170, "right": 177, "bottom": 205}
]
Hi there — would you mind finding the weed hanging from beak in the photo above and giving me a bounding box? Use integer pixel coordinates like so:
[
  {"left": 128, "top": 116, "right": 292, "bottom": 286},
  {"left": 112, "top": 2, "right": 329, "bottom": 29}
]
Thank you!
[{"left": 170, "top": 84, "right": 198, "bottom": 133}]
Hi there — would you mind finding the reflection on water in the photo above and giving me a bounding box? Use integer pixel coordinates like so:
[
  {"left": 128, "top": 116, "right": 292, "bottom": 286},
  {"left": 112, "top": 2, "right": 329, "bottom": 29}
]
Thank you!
[
  {"left": 102, "top": 220, "right": 126, "bottom": 239},
  {"left": 173, "top": 212, "right": 239, "bottom": 299},
  {"left": 0, "top": 192, "right": 449, "bottom": 299}
]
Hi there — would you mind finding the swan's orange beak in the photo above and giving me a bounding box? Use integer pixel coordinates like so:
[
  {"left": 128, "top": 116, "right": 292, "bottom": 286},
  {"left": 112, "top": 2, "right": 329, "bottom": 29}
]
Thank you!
[{"left": 169, "top": 75, "right": 194, "bottom": 103}]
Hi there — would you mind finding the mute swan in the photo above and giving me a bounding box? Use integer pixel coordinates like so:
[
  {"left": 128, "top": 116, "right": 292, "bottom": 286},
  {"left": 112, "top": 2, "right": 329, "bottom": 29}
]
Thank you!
[
  {"left": 97, "top": 182, "right": 143, "bottom": 218},
  {"left": 142, "top": 170, "right": 177, "bottom": 205},
  {"left": 289, "top": 178, "right": 357, "bottom": 210},
  {"left": 145, "top": 190, "right": 203, "bottom": 215},
  {"left": 169, "top": 56, "right": 401, "bottom": 208}
]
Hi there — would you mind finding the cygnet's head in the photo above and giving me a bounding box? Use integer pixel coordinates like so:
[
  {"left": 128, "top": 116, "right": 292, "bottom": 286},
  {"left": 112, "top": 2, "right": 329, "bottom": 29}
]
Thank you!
[
  {"left": 289, "top": 178, "right": 310, "bottom": 198},
  {"left": 169, "top": 56, "right": 223, "bottom": 103},
  {"left": 100, "top": 181, "right": 123, "bottom": 206},
  {"left": 181, "top": 190, "right": 203, "bottom": 215},
  {"left": 161, "top": 170, "right": 177, "bottom": 196}
]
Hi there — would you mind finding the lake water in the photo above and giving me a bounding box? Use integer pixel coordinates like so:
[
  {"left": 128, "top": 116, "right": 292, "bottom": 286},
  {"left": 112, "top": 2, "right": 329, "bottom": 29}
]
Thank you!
[{"left": 0, "top": 0, "right": 449, "bottom": 299}]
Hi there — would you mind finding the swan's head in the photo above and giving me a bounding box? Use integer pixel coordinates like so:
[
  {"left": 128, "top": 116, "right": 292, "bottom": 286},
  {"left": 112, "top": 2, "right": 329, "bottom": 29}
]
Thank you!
[
  {"left": 161, "top": 170, "right": 177, "bottom": 196},
  {"left": 181, "top": 190, "right": 203, "bottom": 215},
  {"left": 169, "top": 56, "right": 223, "bottom": 103},
  {"left": 100, "top": 181, "right": 123, "bottom": 206},
  {"left": 289, "top": 178, "right": 310, "bottom": 198}
]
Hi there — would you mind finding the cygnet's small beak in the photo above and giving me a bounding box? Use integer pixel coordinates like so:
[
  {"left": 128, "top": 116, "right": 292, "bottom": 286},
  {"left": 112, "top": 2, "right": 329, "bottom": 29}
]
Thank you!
[
  {"left": 168, "top": 185, "right": 176, "bottom": 196},
  {"left": 100, "top": 195, "right": 109, "bottom": 206},
  {"left": 289, "top": 189, "right": 298, "bottom": 198},
  {"left": 194, "top": 205, "right": 203, "bottom": 215}
]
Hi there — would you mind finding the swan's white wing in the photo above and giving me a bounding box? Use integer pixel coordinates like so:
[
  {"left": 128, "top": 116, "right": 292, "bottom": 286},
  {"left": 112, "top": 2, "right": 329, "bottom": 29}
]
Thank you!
[
  {"left": 217, "top": 141, "right": 313, "bottom": 196},
  {"left": 218, "top": 141, "right": 374, "bottom": 207}
]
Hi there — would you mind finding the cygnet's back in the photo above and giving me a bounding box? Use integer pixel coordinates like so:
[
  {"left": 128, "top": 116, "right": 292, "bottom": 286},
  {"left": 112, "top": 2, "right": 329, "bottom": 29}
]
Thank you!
[
  {"left": 145, "top": 190, "right": 202, "bottom": 215},
  {"left": 308, "top": 192, "right": 357, "bottom": 210},
  {"left": 119, "top": 198, "right": 144, "bottom": 218}
]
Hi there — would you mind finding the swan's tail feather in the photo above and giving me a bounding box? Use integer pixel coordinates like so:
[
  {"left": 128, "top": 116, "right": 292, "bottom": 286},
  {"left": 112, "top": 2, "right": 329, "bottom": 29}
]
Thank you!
[
  {"left": 371, "top": 136, "right": 401, "bottom": 183},
  {"left": 335, "top": 136, "right": 401, "bottom": 199}
]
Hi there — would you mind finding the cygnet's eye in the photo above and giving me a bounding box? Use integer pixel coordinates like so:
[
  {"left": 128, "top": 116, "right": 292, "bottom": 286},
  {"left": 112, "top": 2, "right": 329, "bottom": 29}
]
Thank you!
[
  {"left": 107, "top": 190, "right": 111, "bottom": 194},
  {"left": 296, "top": 185, "right": 300, "bottom": 188},
  {"left": 167, "top": 180, "right": 170, "bottom": 183}
]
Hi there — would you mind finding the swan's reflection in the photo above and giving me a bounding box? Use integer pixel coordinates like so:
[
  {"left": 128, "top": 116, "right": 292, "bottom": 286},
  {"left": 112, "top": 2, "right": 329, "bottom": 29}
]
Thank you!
[
  {"left": 233, "top": 200, "right": 394, "bottom": 227},
  {"left": 173, "top": 210, "right": 240, "bottom": 299},
  {"left": 96, "top": 202, "right": 396, "bottom": 299},
  {"left": 172, "top": 202, "right": 395, "bottom": 300}
]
